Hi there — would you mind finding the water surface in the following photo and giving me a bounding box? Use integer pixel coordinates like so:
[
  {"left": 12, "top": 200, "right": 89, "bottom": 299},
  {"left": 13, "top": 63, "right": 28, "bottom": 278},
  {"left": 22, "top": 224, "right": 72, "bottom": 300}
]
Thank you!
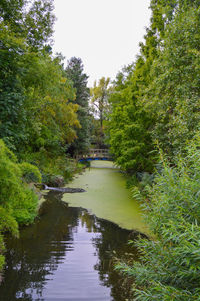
[
  {"left": 0, "top": 193, "right": 138, "bottom": 301},
  {"left": 0, "top": 161, "right": 146, "bottom": 300},
  {"left": 63, "top": 161, "right": 148, "bottom": 234}
]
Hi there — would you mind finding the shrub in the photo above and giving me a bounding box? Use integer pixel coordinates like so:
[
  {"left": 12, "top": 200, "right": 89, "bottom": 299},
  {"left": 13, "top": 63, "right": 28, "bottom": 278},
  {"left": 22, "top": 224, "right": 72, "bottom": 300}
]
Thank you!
[
  {"left": 116, "top": 136, "right": 200, "bottom": 300},
  {"left": 0, "top": 140, "right": 40, "bottom": 224},
  {"left": 0, "top": 139, "right": 40, "bottom": 270},
  {"left": 20, "top": 150, "right": 75, "bottom": 184},
  {"left": 19, "top": 162, "right": 42, "bottom": 183}
]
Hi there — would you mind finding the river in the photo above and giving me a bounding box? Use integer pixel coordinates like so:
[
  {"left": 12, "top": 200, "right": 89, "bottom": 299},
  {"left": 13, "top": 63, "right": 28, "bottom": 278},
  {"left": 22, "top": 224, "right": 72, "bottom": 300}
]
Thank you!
[{"left": 0, "top": 161, "right": 147, "bottom": 301}]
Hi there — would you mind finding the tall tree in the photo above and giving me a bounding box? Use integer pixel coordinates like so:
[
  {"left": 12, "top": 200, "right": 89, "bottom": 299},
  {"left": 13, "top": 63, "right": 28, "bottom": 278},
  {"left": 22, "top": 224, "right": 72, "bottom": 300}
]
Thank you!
[
  {"left": 108, "top": 63, "right": 155, "bottom": 173},
  {"left": 21, "top": 53, "right": 79, "bottom": 155},
  {"left": 90, "top": 77, "right": 111, "bottom": 148},
  {"left": 0, "top": 0, "right": 81, "bottom": 158},
  {"left": 24, "top": 0, "right": 55, "bottom": 50},
  {"left": 0, "top": 0, "right": 25, "bottom": 32},
  {"left": 107, "top": 0, "right": 199, "bottom": 172},
  {"left": 115, "top": 1, "right": 200, "bottom": 298},
  {"left": 144, "top": 5, "right": 200, "bottom": 159},
  {"left": 0, "top": 0, "right": 55, "bottom": 50},
  {"left": 107, "top": 9, "right": 160, "bottom": 172},
  {"left": 0, "top": 0, "right": 57, "bottom": 151},
  {"left": 0, "top": 22, "right": 27, "bottom": 150},
  {"left": 65, "top": 57, "right": 91, "bottom": 155},
  {"left": 90, "top": 77, "right": 111, "bottom": 129}
]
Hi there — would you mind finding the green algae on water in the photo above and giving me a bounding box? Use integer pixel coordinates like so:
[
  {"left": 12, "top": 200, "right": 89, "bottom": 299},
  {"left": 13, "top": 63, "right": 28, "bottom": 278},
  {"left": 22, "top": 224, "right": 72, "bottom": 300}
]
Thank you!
[{"left": 62, "top": 161, "right": 148, "bottom": 235}]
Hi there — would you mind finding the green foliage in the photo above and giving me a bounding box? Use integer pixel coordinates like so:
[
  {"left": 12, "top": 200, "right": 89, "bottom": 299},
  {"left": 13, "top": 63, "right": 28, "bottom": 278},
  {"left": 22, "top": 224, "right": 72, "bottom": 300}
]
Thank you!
[
  {"left": 117, "top": 136, "right": 200, "bottom": 300},
  {"left": 19, "top": 162, "right": 42, "bottom": 183},
  {"left": 90, "top": 77, "right": 111, "bottom": 148},
  {"left": 107, "top": 0, "right": 162, "bottom": 173},
  {"left": 0, "top": 139, "right": 40, "bottom": 270},
  {"left": 108, "top": 66, "right": 156, "bottom": 173},
  {"left": 0, "top": 0, "right": 55, "bottom": 50},
  {"left": 0, "top": 139, "right": 40, "bottom": 223},
  {"left": 110, "top": 3, "right": 200, "bottom": 298},
  {"left": 0, "top": 8, "right": 80, "bottom": 197},
  {"left": 144, "top": 6, "right": 200, "bottom": 159},
  {"left": 11, "top": 188, "right": 39, "bottom": 224},
  {"left": 108, "top": 2, "right": 200, "bottom": 172},
  {"left": 0, "top": 207, "right": 19, "bottom": 244},
  {"left": 0, "top": 0, "right": 25, "bottom": 33},
  {"left": 0, "top": 0, "right": 79, "bottom": 162},
  {"left": 0, "top": 231, "right": 6, "bottom": 270},
  {"left": 0, "top": 0, "right": 88, "bottom": 274},
  {"left": 0, "top": 237, "right": 5, "bottom": 270},
  {"left": 65, "top": 57, "right": 91, "bottom": 155},
  {"left": 0, "top": 0, "right": 57, "bottom": 151},
  {"left": 21, "top": 149, "right": 76, "bottom": 184},
  {"left": 0, "top": 21, "right": 27, "bottom": 151},
  {"left": 90, "top": 77, "right": 111, "bottom": 127},
  {"left": 20, "top": 52, "right": 79, "bottom": 156},
  {"left": 24, "top": 0, "right": 55, "bottom": 51}
]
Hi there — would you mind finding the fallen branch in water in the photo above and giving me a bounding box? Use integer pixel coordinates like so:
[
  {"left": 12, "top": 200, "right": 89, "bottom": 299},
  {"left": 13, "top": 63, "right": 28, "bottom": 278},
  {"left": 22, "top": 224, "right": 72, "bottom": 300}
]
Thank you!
[{"left": 35, "top": 183, "right": 86, "bottom": 193}]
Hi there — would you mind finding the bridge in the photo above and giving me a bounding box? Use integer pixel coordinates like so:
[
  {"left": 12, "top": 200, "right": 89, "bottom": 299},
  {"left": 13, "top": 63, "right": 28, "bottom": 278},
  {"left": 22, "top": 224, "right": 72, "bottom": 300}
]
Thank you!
[{"left": 75, "top": 149, "right": 112, "bottom": 161}]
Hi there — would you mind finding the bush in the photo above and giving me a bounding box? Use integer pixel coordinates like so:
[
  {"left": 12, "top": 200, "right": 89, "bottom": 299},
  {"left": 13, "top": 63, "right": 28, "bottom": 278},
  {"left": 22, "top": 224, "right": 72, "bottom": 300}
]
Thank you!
[
  {"left": 19, "top": 162, "right": 42, "bottom": 183},
  {"left": 20, "top": 149, "right": 75, "bottom": 184},
  {"left": 0, "top": 139, "right": 40, "bottom": 270},
  {"left": 116, "top": 136, "right": 200, "bottom": 300},
  {"left": 0, "top": 234, "right": 5, "bottom": 271}
]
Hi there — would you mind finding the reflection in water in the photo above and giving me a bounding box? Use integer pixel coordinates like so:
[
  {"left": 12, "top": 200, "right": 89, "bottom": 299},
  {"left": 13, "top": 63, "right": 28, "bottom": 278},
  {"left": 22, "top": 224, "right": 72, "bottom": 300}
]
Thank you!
[{"left": 0, "top": 192, "right": 139, "bottom": 301}]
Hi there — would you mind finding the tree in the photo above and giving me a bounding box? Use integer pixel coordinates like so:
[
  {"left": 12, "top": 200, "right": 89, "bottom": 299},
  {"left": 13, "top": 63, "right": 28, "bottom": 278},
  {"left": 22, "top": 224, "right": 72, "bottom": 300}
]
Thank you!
[
  {"left": 114, "top": 2, "right": 200, "bottom": 299},
  {"left": 0, "top": 0, "right": 25, "bottom": 32},
  {"left": 0, "top": 0, "right": 55, "bottom": 51},
  {"left": 20, "top": 52, "right": 80, "bottom": 155},
  {"left": 24, "top": 0, "right": 55, "bottom": 51},
  {"left": 108, "top": 0, "right": 200, "bottom": 172},
  {"left": 107, "top": 13, "right": 160, "bottom": 173},
  {"left": 0, "top": 0, "right": 56, "bottom": 151},
  {"left": 144, "top": 5, "right": 200, "bottom": 159},
  {"left": 108, "top": 63, "right": 155, "bottom": 173},
  {"left": 0, "top": 22, "right": 27, "bottom": 150},
  {"left": 65, "top": 57, "right": 91, "bottom": 155},
  {"left": 90, "top": 77, "right": 111, "bottom": 148},
  {"left": 90, "top": 77, "right": 111, "bottom": 129}
]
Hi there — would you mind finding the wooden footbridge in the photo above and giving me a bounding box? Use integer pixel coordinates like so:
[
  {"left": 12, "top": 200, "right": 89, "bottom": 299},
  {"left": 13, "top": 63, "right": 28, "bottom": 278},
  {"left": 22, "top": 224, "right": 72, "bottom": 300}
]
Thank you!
[{"left": 75, "top": 149, "right": 112, "bottom": 161}]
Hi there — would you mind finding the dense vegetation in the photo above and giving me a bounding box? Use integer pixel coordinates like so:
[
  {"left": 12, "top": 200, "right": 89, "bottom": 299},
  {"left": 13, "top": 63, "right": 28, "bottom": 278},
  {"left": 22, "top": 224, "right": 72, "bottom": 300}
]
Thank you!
[
  {"left": 65, "top": 57, "right": 91, "bottom": 156},
  {"left": 0, "top": 139, "right": 41, "bottom": 269},
  {"left": 1, "top": 0, "right": 200, "bottom": 299},
  {"left": 106, "top": 0, "right": 200, "bottom": 299},
  {"left": 0, "top": 0, "right": 91, "bottom": 270},
  {"left": 108, "top": 1, "right": 200, "bottom": 171},
  {"left": 117, "top": 137, "right": 200, "bottom": 300}
]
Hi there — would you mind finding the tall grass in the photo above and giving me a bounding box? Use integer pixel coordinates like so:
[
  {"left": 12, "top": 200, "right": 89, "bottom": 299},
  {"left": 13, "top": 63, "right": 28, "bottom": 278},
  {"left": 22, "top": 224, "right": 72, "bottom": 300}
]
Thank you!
[{"left": 117, "top": 135, "right": 200, "bottom": 300}]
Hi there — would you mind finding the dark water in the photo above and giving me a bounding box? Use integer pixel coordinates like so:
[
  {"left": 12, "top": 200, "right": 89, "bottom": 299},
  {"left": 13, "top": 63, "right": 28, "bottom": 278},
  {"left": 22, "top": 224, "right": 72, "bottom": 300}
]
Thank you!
[{"left": 0, "top": 192, "right": 139, "bottom": 301}]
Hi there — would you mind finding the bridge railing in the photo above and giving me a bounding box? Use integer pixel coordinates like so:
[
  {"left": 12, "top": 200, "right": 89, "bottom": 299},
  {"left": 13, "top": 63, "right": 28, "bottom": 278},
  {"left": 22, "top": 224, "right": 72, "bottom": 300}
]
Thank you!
[{"left": 75, "top": 149, "right": 112, "bottom": 160}]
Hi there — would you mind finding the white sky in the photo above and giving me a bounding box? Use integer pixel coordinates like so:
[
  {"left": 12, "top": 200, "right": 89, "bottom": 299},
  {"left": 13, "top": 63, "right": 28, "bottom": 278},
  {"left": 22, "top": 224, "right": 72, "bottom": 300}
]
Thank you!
[{"left": 53, "top": 0, "right": 151, "bottom": 86}]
